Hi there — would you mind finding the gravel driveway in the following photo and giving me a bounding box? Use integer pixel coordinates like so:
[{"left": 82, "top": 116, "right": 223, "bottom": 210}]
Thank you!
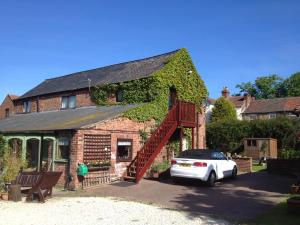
[{"left": 0, "top": 197, "right": 229, "bottom": 225}]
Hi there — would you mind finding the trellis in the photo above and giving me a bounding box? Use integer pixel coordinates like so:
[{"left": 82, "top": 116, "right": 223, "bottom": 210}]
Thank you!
[{"left": 83, "top": 134, "right": 111, "bottom": 164}]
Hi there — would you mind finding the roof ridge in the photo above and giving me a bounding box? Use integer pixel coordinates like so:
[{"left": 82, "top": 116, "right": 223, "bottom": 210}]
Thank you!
[{"left": 45, "top": 49, "right": 180, "bottom": 81}]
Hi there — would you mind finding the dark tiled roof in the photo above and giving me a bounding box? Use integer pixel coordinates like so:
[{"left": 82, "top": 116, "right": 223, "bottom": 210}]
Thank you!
[
  {"left": 243, "top": 97, "right": 300, "bottom": 114},
  {"left": 0, "top": 105, "right": 137, "bottom": 132},
  {"left": 19, "top": 50, "right": 179, "bottom": 99}
]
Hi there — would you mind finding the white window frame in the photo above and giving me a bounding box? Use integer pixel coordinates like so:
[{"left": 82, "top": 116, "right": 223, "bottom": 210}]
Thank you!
[
  {"left": 61, "top": 95, "right": 76, "bottom": 109},
  {"left": 23, "top": 101, "right": 31, "bottom": 113}
]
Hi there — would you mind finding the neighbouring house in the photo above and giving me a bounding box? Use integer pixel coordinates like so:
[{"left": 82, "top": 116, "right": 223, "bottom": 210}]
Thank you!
[
  {"left": 206, "top": 88, "right": 300, "bottom": 122},
  {"left": 0, "top": 94, "right": 19, "bottom": 119},
  {"left": 242, "top": 97, "right": 300, "bottom": 120},
  {"left": 205, "top": 87, "right": 252, "bottom": 121},
  {"left": 0, "top": 48, "right": 207, "bottom": 189},
  {"left": 243, "top": 138, "right": 277, "bottom": 160}
]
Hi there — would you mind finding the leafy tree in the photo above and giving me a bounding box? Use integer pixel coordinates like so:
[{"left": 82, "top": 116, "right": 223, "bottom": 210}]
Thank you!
[
  {"left": 282, "top": 72, "right": 300, "bottom": 97},
  {"left": 210, "top": 97, "right": 237, "bottom": 122},
  {"left": 236, "top": 75, "right": 283, "bottom": 99}
]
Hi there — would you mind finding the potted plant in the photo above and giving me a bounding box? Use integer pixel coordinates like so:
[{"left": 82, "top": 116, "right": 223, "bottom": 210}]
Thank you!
[
  {"left": 151, "top": 164, "right": 160, "bottom": 179},
  {"left": 87, "top": 160, "right": 111, "bottom": 171},
  {"left": 150, "top": 161, "right": 170, "bottom": 179}
]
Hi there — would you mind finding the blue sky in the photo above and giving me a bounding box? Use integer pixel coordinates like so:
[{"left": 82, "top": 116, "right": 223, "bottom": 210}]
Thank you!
[{"left": 0, "top": 0, "right": 299, "bottom": 102}]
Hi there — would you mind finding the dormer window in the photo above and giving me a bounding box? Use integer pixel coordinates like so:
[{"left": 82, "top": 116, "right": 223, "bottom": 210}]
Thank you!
[
  {"left": 23, "top": 101, "right": 31, "bottom": 113},
  {"left": 61, "top": 96, "right": 76, "bottom": 109},
  {"left": 116, "top": 89, "right": 124, "bottom": 102}
]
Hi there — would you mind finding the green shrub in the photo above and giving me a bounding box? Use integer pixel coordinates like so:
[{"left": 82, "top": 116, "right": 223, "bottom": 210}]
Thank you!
[
  {"left": 206, "top": 117, "right": 300, "bottom": 152},
  {"left": 210, "top": 97, "right": 237, "bottom": 122},
  {"left": 151, "top": 160, "right": 170, "bottom": 172},
  {"left": 1, "top": 149, "right": 27, "bottom": 183},
  {"left": 279, "top": 149, "right": 300, "bottom": 159}
]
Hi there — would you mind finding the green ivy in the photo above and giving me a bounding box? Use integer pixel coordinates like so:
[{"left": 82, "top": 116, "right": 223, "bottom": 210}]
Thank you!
[{"left": 91, "top": 48, "right": 208, "bottom": 122}]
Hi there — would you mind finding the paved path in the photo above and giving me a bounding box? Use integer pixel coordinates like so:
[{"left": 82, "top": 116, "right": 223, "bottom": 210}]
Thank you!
[{"left": 58, "top": 172, "right": 293, "bottom": 221}]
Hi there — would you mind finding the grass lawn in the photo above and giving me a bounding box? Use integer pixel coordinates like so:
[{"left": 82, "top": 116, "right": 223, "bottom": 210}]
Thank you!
[
  {"left": 252, "top": 163, "right": 267, "bottom": 172},
  {"left": 240, "top": 195, "right": 300, "bottom": 225}
]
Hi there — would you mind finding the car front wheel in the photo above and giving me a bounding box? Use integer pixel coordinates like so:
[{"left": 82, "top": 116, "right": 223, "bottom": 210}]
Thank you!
[
  {"left": 232, "top": 166, "right": 237, "bottom": 179},
  {"left": 207, "top": 171, "right": 216, "bottom": 187}
]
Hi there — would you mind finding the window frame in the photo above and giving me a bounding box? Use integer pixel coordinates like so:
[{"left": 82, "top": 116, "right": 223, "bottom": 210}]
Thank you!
[
  {"left": 5, "top": 108, "right": 9, "bottom": 118},
  {"left": 55, "top": 137, "right": 70, "bottom": 161},
  {"left": 23, "top": 101, "right": 31, "bottom": 113},
  {"left": 249, "top": 114, "right": 257, "bottom": 120},
  {"left": 61, "top": 95, "right": 76, "bottom": 109},
  {"left": 116, "top": 139, "right": 133, "bottom": 162},
  {"left": 269, "top": 113, "right": 276, "bottom": 119}
]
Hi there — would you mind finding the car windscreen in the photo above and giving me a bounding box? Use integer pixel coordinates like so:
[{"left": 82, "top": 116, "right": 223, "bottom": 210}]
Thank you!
[{"left": 178, "top": 150, "right": 212, "bottom": 159}]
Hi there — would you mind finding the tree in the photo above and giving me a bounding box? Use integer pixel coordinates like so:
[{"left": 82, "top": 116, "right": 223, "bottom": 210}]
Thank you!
[
  {"left": 236, "top": 75, "right": 283, "bottom": 99},
  {"left": 210, "top": 97, "right": 237, "bottom": 122},
  {"left": 283, "top": 72, "right": 300, "bottom": 97}
]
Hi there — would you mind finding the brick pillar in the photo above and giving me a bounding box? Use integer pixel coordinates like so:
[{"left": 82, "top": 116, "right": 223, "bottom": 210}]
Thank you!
[
  {"left": 69, "top": 130, "right": 83, "bottom": 189},
  {"left": 194, "top": 109, "right": 206, "bottom": 149}
]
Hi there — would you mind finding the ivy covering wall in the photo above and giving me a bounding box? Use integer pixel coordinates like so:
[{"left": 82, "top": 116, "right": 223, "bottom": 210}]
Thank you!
[{"left": 91, "top": 48, "right": 208, "bottom": 122}]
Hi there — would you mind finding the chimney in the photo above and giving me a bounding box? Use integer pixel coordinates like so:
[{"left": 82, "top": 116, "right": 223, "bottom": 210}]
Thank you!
[{"left": 221, "top": 87, "right": 230, "bottom": 98}]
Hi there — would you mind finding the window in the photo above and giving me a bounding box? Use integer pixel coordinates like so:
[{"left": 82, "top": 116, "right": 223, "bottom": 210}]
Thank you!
[
  {"left": 117, "top": 139, "right": 132, "bottom": 161},
  {"left": 116, "top": 89, "right": 124, "bottom": 102},
  {"left": 287, "top": 113, "right": 297, "bottom": 118},
  {"left": 23, "top": 101, "right": 31, "bottom": 113},
  {"left": 5, "top": 108, "right": 9, "bottom": 118},
  {"left": 249, "top": 115, "right": 257, "bottom": 120},
  {"left": 247, "top": 139, "right": 257, "bottom": 147},
  {"left": 56, "top": 138, "right": 70, "bottom": 160},
  {"left": 61, "top": 96, "right": 76, "bottom": 109},
  {"left": 269, "top": 113, "right": 276, "bottom": 119}
]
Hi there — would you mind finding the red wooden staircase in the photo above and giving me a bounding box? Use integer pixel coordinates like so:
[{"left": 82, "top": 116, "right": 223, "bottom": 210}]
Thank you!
[{"left": 125, "top": 100, "right": 196, "bottom": 183}]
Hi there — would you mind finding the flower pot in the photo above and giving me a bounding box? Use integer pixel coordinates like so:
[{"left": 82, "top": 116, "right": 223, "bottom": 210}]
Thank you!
[
  {"left": 88, "top": 166, "right": 110, "bottom": 172},
  {"left": 291, "top": 185, "right": 300, "bottom": 194},
  {"left": 1, "top": 192, "right": 9, "bottom": 201},
  {"left": 152, "top": 172, "right": 159, "bottom": 179}
]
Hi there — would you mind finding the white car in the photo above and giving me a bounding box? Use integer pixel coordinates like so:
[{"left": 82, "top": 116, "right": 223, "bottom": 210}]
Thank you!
[{"left": 170, "top": 149, "right": 237, "bottom": 186}]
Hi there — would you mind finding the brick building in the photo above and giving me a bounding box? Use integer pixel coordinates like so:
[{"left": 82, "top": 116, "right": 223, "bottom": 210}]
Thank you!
[
  {"left": 206, "top": 87, "right": 300, "bottom": 122},
  {"left": 0, "top": 49, "right": 207, "bottom": 188},
  {"left": 0, "top": 94, "right": 19, "bottom": 119}
]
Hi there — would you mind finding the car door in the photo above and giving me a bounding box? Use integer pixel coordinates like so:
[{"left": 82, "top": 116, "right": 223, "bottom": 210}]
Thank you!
[
  {"left": 219, "top": 152, "right": 233, "bottom": 177},
  {"left": 211, "top": 152, "right": 226, "bottom": 179}
]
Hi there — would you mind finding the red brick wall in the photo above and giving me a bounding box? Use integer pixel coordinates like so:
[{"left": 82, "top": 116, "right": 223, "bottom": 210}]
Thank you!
[
  {"left": 0, "top": 95, "right": 16, "bottom": 119},
  {"left": 50, "top": 111, "right": 206, "bottom": 189},
  {"left": 192, "top": 109, "right": 206, "bottom": 149},
  {"left": 64, "top": 117, "right": 154, "bottom": 188},
  {"left": 14, "top": 89, "right": 95, "bottom": 114},
  {"left": 232, "top": 157, "right": 252, "bottom": 173}
]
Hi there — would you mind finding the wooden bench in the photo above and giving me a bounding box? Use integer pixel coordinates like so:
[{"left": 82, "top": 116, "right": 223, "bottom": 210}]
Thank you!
[{"left": 14, "top": 171, "right": 62, "bottom": 203}]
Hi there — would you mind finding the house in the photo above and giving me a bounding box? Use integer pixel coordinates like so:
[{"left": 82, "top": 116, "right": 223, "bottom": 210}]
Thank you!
[
  {"left": 0, "top": 94, "right": 19, "bottom": 119},
  {"left": 205, "top": 87, "right": 252, "bottom": 121},
  {"left": 242, "top": 97, "right": 300, "bottom": 120},
  {"left": 206, "top": 87, "right": 300, "bottom": 121},
  {"left": 243, "top": 138, "right": 277, "bottom": 160},
  {"left": 0, "top": 48, "right": 207, "bottom": 189}
]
